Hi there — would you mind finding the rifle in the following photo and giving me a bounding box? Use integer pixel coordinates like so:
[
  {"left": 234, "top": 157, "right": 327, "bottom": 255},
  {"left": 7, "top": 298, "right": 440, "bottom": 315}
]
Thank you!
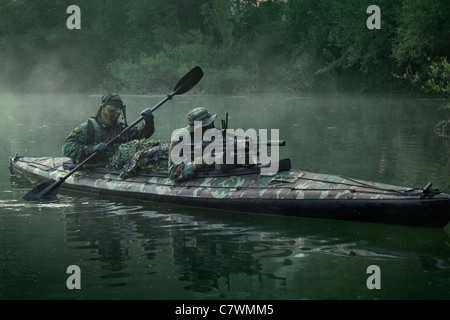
[{"left": 176, "top": 114, "right": 286, "bottom": 171}]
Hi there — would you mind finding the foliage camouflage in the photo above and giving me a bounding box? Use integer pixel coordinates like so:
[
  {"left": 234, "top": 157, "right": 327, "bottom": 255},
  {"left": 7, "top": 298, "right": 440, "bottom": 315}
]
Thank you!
[{"left": 107, "top": 138, "right": 169, "bottom": 179}]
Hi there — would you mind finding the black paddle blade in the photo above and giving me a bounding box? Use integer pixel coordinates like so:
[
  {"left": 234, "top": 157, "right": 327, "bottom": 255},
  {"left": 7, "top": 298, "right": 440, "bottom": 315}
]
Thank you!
[
  {"left": 172, "top": 66, "right": 203, "bottom": 95},
  {"left": 23, "top": 179, "right": 61, "bottom": 201}
]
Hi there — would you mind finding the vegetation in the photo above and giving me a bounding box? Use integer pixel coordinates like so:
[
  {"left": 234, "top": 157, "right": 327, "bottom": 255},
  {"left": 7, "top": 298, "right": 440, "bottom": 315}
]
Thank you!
[
  {"left": 401, "top": 57, "right": 450, "bottom": 100},
  {"left": 0, "top": 0, "right": 448, "bottom": 95}
]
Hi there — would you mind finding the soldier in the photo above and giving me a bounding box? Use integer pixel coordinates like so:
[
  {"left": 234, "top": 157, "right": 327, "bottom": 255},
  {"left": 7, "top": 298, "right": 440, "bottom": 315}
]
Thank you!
[
  {"left": 62, "top": 93, "right": 155, "bottom": 164},
  {"left": 168, "top": 107, "right": 217, "bottom": 181}
]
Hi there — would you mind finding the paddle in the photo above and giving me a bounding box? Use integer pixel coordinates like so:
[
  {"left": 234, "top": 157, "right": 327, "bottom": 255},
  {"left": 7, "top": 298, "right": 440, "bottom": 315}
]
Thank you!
[{"left": 23, "top": 66, "right": 204, "bottom": 201}]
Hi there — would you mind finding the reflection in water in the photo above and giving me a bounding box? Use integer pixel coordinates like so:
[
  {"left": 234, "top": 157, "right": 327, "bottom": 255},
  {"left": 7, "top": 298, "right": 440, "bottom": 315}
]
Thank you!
[
  {"left": 46, "top": 192, "right": 450, "bottom": 299},
  {"left": 0, "top": 199, "right": 73, "bottom": 211},
  {"left": 1, "top": 184, "right": 449, "bottom": 299}
]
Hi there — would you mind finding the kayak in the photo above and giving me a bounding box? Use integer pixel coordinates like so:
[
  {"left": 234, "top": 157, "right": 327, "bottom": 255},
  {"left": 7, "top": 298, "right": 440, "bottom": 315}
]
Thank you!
[{"left": 8, "top": 154, "right": 450, "bottom": 228}]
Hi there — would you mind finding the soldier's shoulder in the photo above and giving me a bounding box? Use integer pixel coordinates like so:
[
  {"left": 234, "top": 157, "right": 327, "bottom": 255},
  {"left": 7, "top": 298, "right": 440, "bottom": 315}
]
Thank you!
[{"left": 72, "top": 120, "right": 91, "bottom": 133}]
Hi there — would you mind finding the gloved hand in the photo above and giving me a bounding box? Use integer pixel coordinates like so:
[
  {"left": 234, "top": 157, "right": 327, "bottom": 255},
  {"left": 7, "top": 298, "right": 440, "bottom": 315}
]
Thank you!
[
  {"left": 141, "top": 108, "right": 154, "bottom": 122},
  {"left": 92, "top": 142, "right": 108, "bottom": 154}
]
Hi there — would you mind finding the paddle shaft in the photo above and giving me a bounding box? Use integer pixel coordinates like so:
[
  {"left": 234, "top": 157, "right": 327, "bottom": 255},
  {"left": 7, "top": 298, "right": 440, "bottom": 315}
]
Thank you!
[
  {"left": 38, "top": 92, "right": 179, "bottom": 196},
  {"left": 25, "top": 66, "right": 203, "bottom": 199}
]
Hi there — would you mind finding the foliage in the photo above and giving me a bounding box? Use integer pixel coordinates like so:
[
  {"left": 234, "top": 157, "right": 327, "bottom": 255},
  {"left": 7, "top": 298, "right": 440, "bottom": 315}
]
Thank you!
[
  {"left": 108, "top": 139, "right": 169, "bottom": 179},
  {"left": 399, "top": 57, "right": 450, "bottom": 97},
  {"left": 0, "top": 0, "right": 448, "bottom": 94},
  {"left": 422, "top": 57, "right": 450, "bottom": 96}
]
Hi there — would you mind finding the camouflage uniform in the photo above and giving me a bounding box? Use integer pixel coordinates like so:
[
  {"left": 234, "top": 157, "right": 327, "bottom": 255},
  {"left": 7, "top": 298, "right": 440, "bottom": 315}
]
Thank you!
[
  {"left": 62, "top": 94, "right": 155, "bottom": 164},
  {"left": 168, "top": 107, "right": 216, "bottom": 181}
]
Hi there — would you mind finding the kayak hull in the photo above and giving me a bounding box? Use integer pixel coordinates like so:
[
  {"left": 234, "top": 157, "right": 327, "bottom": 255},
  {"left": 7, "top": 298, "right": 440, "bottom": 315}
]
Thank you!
[{"left": 9, "top": 156, "right": 450, "bottom": 228}]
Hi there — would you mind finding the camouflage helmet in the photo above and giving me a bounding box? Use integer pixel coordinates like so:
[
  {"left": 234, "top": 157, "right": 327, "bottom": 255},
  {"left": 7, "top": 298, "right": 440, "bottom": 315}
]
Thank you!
[
  {"left": 186, "top": 107, "right": 216, "bottom": 132},
  {"left": 101, "top": 93, "right": 123, "bottom": 106}
]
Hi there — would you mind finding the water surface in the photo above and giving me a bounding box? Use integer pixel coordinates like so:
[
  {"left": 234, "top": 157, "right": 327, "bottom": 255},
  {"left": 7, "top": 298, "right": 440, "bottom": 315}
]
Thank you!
[{"left": 1, "top": 93, "right": 449, "bottom": 300}]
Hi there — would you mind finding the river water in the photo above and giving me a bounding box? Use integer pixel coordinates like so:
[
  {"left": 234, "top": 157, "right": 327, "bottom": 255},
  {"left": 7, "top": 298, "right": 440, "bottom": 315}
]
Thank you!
[{"left": 1, "top": 93, "right": 449, "bottom": 300}]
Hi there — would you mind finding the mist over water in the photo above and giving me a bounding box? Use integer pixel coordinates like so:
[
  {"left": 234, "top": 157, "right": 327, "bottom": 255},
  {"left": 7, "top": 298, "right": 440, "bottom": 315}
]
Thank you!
[{"left": 1, "top": 93, "right": 450, "bottom": 300}]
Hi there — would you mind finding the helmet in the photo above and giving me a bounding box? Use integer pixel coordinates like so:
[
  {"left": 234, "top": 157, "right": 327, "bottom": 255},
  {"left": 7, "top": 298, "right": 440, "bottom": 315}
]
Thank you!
[{"left": 186, "top": 107, "right": 216, "bottom": 132}]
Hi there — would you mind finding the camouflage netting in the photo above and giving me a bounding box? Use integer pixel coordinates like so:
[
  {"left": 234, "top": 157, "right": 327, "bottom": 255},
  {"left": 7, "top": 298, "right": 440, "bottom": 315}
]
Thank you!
[{"left": 107, "top": 138, "right": 169, "bottom": 179}]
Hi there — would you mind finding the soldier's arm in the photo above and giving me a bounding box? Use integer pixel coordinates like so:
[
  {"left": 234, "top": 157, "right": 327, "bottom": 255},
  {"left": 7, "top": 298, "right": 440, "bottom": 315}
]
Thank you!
[
  {"left": 137, "top": 109, "right": 155, "bottom": 139},
  {"left": 62, "top": 122, "right": 96, "bottom": 162},
  {"left": 167, "top": 140, "right": 205, "bottom": 182},
  {"left": 138, "top": 118, "right": 155, "bottom": 138},
  {"left": 125, "top": 117, "right": 155, "bottom": 141}
]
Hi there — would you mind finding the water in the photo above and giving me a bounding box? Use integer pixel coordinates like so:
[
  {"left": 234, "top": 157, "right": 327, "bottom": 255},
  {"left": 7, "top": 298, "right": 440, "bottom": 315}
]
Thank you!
[{"left": 1, "top": 93, "right": 449, "bottom": 300}]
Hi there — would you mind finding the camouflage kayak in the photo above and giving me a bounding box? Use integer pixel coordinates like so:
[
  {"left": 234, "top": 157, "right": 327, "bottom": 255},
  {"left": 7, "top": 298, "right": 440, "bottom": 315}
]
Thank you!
[{"left": 9, "top": 155, "right": 450, "bottom": 228}]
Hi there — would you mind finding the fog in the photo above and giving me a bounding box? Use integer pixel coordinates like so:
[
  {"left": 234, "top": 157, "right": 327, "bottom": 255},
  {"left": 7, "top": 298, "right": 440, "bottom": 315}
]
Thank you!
[{"left": 3, "top": 0, "right": 448, "bottom": 96}]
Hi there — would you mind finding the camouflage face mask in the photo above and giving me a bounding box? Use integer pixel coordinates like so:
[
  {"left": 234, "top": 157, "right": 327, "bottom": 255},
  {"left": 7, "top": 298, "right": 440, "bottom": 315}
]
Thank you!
[{"left": 103, "top": 104, "right": 122, "bottom": 123}]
